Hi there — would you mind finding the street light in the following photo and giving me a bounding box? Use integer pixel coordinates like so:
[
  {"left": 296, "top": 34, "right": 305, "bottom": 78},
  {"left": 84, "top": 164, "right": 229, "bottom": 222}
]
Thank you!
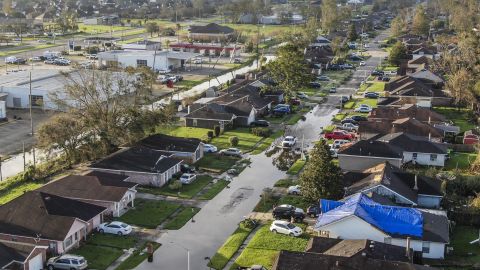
[{"left": 168, "top": 241, "right": 190, "bottom": 270}]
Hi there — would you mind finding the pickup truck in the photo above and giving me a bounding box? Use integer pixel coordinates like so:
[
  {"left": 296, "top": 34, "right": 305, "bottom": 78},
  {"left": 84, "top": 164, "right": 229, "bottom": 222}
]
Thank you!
[
  {"left": 324, "top": 130, "right": 355, "bottom": 140},
  {"left": 337, "top": 123, "right": 359, "bottom": 132},
  {"left": 282, "top": 136, "right": 297, "bottom": 147}
]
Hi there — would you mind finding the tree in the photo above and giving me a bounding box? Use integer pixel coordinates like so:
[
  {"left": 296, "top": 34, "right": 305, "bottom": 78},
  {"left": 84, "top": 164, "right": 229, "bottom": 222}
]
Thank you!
[
  {"left": 265, "top": 43, "right": 313, "bottom": 99},
  {"left": 321, "top": 0, "right": 339, "bottom": 33},
  {"left": 388, "top": 41, "right": 408, "bottom": 66},
  {"left": 347, "top": 23, "right": 358, "bottom": 42},
  {"left": 2, "top": 0, "right": 12, "bottom": 15},
  {"left": 391, "top": 16, "right": 405, "bottom": 37},
  {"left": 299, "top": 140, "right": 343, "bottom": 202},
  {"left": 146, "top": 22, "right": 158, "bottom": 37},
  {"left": 412, "top": 5, "right": 429, "bottom": 36}
]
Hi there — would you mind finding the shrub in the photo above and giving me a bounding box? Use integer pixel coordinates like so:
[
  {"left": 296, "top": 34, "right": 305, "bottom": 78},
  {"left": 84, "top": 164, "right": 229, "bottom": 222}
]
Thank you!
[
  {"left": 214, "top": 125, "right": 221, "bottom": 137},
  {"left": 251, "top": 127, "right": 272, "bottom": 137},
  {"left": 168, "top": 180, "right": 182, "bottom": 190},
  {"left": 229, "top": 136, "right": 239, "bottom": 146},
  {"left": 207, "top": 131, "right": 214, "bottom": 138}
]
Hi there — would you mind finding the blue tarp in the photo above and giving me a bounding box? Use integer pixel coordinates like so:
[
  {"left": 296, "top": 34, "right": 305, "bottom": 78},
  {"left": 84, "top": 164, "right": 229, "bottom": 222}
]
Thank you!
[{"left": 315, "top": 193, "right": 423, "bottom": 237}]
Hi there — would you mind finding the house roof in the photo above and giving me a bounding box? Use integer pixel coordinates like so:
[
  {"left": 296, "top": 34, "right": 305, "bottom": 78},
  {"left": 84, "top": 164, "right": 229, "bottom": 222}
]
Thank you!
[
  {"left": 376, "top": 132, "right": 448, "bottom": 154},
  {"left": 38, "top": 175, "right": 133, "bottom": 202},
  {"left": 138, "top": 134, "right": 201, "bottom": 153},
  {"left": 85, "top": 171, "right": 136, "bottom": 188},
  {"left": 185, "top": 103, "right": 236, "bottom": 121},
  {"left": 189, "top": 23, "right": 234, "bottom": 34},
  {"left": 345, "top": 162, "right": 443, "bottom": 203},
  {"left": 305, "top": 237, "right": 412, "bottom": 262},
  {"left": 409, "top": 69, "right": 444, "bottom": 84},
  {"left": 369, "top": 104, "right": 447, "bottom": 123},
  {"left": 0, "top": 243, "right": 26, "bottom": 268},
  {"left": 272, "top": 250, "right": 435, "bottom": 270},
  {"left": 408, "top": 56, "right": 432, "bottom": 66},
  {"left": 90, "top": 146, "right": 182, "bottom": 174},
  {"left": 385, "top": 76, "right": 445, "bottom": 97},
  {"left": 358, "top": 118, "right": 444, "bottom": 139},
  {"left": 338, "top": 139, "right": 403, "bottom": 159},
  {"left": 0, "top": 191, "right": 106, "bottom": 241}
]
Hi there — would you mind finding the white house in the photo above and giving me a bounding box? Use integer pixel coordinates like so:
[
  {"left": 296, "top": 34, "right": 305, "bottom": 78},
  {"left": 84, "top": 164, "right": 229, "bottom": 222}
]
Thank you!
[
  {"left": 97, "top": 50, "right": 201, "bottom": 71},
  {"left": 314, "top": 194, "right": 449, "bottom": 259}
]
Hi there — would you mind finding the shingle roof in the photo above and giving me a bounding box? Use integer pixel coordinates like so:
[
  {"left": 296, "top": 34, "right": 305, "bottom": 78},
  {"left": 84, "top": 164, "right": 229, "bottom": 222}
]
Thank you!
[
  {"left": 38, "top": 175, "right": 132, "bottom": 202},
  {"left": 385, "top": 76, "right": 445, "bottom": 97},
  {"left": 0, "top": 243, "right": 25, "bottom": 268},
  {"left": 189, "top": 23, "right": 234, "bottom": 34},
  {"left": 185, "top": 103, "right": 236, "bottom": 121},
  {"left": 138, "top": 134, "right": 201, "bottom": 153},
  {"left": 358, "top": 118, "right": 443, "bottom": 140},
  {"left": 338, "top": 139, "right": 403, "bottom": 159},
  {"left": 85, "top": 171, "right": 136, "bottom": 188},
  {"left": 369, "top": 104, "right": 447, "bottom": 123},
  {"left": 0, "top": 192, "right": 106, "bottom": 241},
  {"left": 90, "top": 146, "right": 181, "bottom": 173},
  {"left": 376, "top": 132, "right": 448, "bottom": 154}
]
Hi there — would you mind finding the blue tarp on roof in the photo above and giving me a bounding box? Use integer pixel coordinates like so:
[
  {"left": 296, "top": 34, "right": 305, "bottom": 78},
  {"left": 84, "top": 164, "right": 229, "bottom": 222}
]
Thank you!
[{"left": 315, "top": 193, "right": 423, "bottom": 237}]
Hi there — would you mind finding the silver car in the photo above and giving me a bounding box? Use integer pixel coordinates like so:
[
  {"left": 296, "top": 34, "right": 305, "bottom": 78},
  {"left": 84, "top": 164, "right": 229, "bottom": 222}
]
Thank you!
[{"left": 47, "top": 254, "right": 88, "bottom": 270}]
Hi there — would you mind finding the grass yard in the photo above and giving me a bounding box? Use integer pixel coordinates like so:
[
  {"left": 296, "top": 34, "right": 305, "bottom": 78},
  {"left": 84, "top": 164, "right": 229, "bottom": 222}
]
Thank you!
[
  {"left": 365, "top": 82, "right": 385, "bottom": 92},
  {"left": 447, "top": 226, "right": 480, "bottom": 264},
  {"left": 197, "top": 154, "right": 239, "bottom": 173},
  {"left": 78, "top": 23, "right": 133, "bottom": 34},
  {"left": 333, "top": 113, "right": 347, "bottom": 121},
  {"left": 164, "top": 207, "right": 200, "bottom": 230},
  {"left": 433, "top": 107, "right": 476, "bottom": 132},
  {"left": 198, "top": 180, "right": 230, "bottom": 200},
  {"left": 209, "top": 224, "right": 254, "bottom": 270},
  {"left": 74, "top": 245, "right": 123, "bottom": 270},
  {"left": 322, "top": 125, "right": 336, "bottom": 133},
  {"left": 445, "top": 152, "right": 478, "bottom": 171},
  {"left": 253, "top": 195, "right": 279, "bottom": 213},
  {"left": 355, "top": 98, "right": 378, "bottom": 108},
  {"left": 231, "top": 224, "right": 309, "bottom": 269},
  {"left": 225, "top": 23, "right": 292, "bottom": 38},
  {"left": 87, "top": 233, "right": 138, "bottom": 249},
  {"left": 118, "top": 199, "right": 180, "bottom": 229},
  {"left": 286, "top": 159, "right": 306, "bottom": 175},
  {"left": 286, "top": 113, "right": 304, "bottom": 125},
  {"left": 0, "top": 44, "right": 57, "bottom": 57},
  {"left": 141, "top": 175, "right": 213, "bottom": 199},
  {"left": 323, "top": 70, "right": 353, "bottom": 85},
  {"left": 251, "top": 130, "right": 284, "bottom": 155},
  {"left": 274, "top": 178, "right": 297, "bottom": 188},
  {"left": 176, "top": 79, "right": 206, "bottom": 89},
  {"left": 116, "top": 242, "right": 161, "bottom": 270},
  {"left": 0, "top": 181, "right": 43, "bottom": 205}
]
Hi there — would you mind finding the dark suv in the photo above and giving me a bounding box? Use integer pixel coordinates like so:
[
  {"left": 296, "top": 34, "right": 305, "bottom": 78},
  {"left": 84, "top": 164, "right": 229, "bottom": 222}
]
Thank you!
[{"left": 272, "top": 204, "right": 305, "bottom": 222}]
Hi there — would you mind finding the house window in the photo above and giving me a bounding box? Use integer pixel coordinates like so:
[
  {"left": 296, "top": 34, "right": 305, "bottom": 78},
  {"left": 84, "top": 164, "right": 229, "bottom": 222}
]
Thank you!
[
  {"left": 64, "top": 235, "right": 73, "bottom": 248},
  {"left": 136, "top": 59, "right": 148, "bottom": 67},
  {"left": 412, "top": 153, "right": 418, "bottom": 160},
  {"left": 430, "top": 154, "right": 437, "bottom": 161},
  {"left": 422, "top": 242, "right": 430, "bottom": 253},
  {"left": 192, "top": 119, "right": 198, "bottom": 127},
  {"left": 384, "top": 237, "right": 392, "bottom": 244},
  {"left": 74, "top": 232, "right": 78, "bottom": 241},
  {"left": 29, "top": 95, "right": 44, "bottom": 107}
]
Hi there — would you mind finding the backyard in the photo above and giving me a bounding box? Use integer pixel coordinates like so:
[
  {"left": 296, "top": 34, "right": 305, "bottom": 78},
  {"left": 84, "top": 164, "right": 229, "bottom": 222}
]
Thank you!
[
  {"left": 433, "top": 107, "right": 477, "bottom": 132},
  {"left": 447, "top": 226, "right": 480, "bottom": 265},
  {"left": 445, "top": 152, "right": 478, "bottom": 171}
]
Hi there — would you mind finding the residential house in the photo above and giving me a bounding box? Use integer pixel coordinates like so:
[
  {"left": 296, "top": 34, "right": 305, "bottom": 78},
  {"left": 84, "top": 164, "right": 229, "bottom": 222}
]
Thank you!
[
  {"left": 184, "top": 103, "right": 236, "bottom": 129},
  {"left": 138, "top": 134, "right": 204, "bottom": 163},
  {"left": 377, "top": 96, "right": 430, "bottom": 108},
  {"left": 406, "top": 56, "right": 432, "bottom": 73},
  {"left": 408, "top": 69, "right": 444, "bottom": 88},
  {"left": 368, "top": 104, "right": 447, "bottom": 124},
  {"left": 358, "top": 117, "right": 444, "bottom": 141},
  {"left": 89, "top": 146, "right": 183, "bottom": 187},
  {"left": 314, "top": 193, "right": 449, "bottom": 259},
  {"left": 122, "top": 40, "right": 161, "bottom": 51},
  {"left": 170, "top": 43, "right": 241, "bottom": 57},
  {"left": 338, "top": 132, "right": 448, "bottom": 171},
  {"left": 188, "top": 23, "right": 235, "bottom": 42},
  {"left": 0, "top": 192, "right": 107, "bottom": 255},
  {"left": 304, "top": 45, "right": 335, "bottom": 67},
  {"left": 38, "top": 174, "right": 137, "bottom": 217},
  {"left": 0, "top": 242, "right": 47, "bottom": 270},
  {"left": 384, "top": 76, "right": 450, "bottom": 107},
  {"left": 343, "top": 162, "right": 443, "bottom": 208}
]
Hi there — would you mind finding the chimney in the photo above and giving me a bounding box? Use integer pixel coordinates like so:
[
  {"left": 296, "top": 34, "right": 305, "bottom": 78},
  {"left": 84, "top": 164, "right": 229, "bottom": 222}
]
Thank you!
[
  {"left": 187, "top": 105, "right": 191, "bottom": 114},
  {"left": 414, "top": 175, "right": 418, "bottom": 190},
  {"left": 428, "top": 132, "right": 431, "bottom": 141},
  {"left": 406, "top": 237, "right": 411, "bottom": 259}
]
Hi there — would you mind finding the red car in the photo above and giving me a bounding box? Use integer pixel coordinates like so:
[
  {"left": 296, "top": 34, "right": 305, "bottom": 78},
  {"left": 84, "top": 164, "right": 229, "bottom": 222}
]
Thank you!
[{"left": 324, "top": 130, "right": 355, "bottom": 140}]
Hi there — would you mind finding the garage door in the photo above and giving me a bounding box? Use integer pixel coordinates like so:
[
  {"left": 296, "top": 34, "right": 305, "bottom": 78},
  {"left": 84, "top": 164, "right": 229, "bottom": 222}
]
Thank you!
[{"left": 28, "top": 254, "right": 44, "bottom": 270}]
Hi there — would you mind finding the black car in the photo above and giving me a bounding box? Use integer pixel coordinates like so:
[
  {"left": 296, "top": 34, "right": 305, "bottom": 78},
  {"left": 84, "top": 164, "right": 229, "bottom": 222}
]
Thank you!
[
  {"left": 309, "top": 81, "right": 322, "bottom": 88},
  {"left": 350, "top": 115, "right": 368, "bottom": 122},
  {"left": 371, "top": 70, "right": 384, "bottom": 76},
  {"left": 364, "top": 92, "right": 379, "bottom": 99},
  {"left": 272, "top": 205, "right": 305, "bottom": 222},
  {"left": 381, "top": 76, "right": 391, "bottom": 82},
  {"left": 341, "top": 118, "right": 358, "bottom": 125},
  {"left": 250, "top": 120, "right": 270, "bottom": 127},
  {"left": 181, "top": 164, "right": 196, "bottom": 173},
  {"left": 340, "top": 96, "right": 350, "bottom": 103},
  {"left": 307, "top": 204, "right": 320, "bottom": 218}
]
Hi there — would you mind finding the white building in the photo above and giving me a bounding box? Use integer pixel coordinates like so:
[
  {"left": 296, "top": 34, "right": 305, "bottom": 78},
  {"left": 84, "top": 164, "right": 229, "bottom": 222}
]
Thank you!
[
  {"left": 97, "top": 50, "right": 201, "bottom": 71},
  {"left": 121, "top": 40, "right": 161, "bottom": 51}
]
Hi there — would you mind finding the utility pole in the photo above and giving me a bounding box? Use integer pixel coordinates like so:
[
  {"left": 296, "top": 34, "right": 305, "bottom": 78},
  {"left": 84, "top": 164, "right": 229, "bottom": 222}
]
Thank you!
[
  {"left": 29, "top": 72, "right": 33, "bottom": 136},
  {"left": 256, "top": 24, "right": 260, "bottom": 70},
  {"left": 22, "top": 142, "right": 26, "bottom": 170}
]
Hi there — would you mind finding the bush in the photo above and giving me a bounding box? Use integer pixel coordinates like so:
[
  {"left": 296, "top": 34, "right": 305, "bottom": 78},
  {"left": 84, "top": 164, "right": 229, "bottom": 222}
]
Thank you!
[
  {"left": 251, "top": 127, "right": 272, "bottom": 137},
  {"left": 207, "top": 131, "right": 214, "bottom": 138},
  {"left": 214, "top": 125, "right": 221, "bottom": 137},
  {"left": 168, "top": 180, "right": 183, "bottom": 190},
  {"left": 229, "top": 136, "right": 239, "bottom": 146}
]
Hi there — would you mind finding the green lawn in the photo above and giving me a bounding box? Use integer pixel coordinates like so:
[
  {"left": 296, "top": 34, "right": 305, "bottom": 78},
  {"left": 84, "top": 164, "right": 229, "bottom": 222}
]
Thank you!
[
  {"left": 254, "top": 195, "right": 279, "bottom": 213},
  {"left": 198, "top": 180, "right": 230, "bottom": 200},
  {"left": 286, "top": 159, "right": 306, "bottom": 175},
  {"left": 164, "top": 207, "right": 200, "bottom": 230},
  {"left": 286, "top": 114, "right": 304, "bottom": 125},
  {"left": 355, "top": 98, "right": 378, "bottom": 108},
  {"left": 116, "top": 242, "right": 161, "bottom": 270},
  {"left": 231, "top": 224, "right": 309, "bottom": 269},
  {"left": 78, "top": 23, "right": 133, "bottom": 34},
  {"left": 433, "top": 107, "right": 476, "bottom": 132},
  {"left": 445, "top": 152, "right": 478, "bottom": 170},
  {"left": 176, "top": 79, "right": 206, "bottom": 89},
  {"left": 74, "top": 245, "right": 123, "bottom": 270},
  {"left": 322, "top": 125, "right": 336, "bottom": 133},
  {"left": 118, "top": 199, "right": 180, "bottom": 229},
  {"left": 0, "top": 181, "right": 43, "bottom": 205},
  {"left": 209, "top": 224, "right": 254, "bottom": 270},
  {"left": 365, "top": 82, "right": 385, "bottom": 92},
  {"left": 0, "top": 44, "right": 58, "bottom": 57},
  {"left": 323, "top": 70, "right": 353, "bottom": 85},
  {"left": 274, "top": 178, "right": 297, "bottom": 188},
  {"left": 196, "top": 154, "right": 239, "bottom": 173},
  {"left": 140, "top": 175, "right": 213, "bottom": 199},
  {"left": 447, "top": 226, "right": 480, "bottom": 264},
  {"left": 87, "top": 233, "right": 138, "bottom": 249},
  {"left": 251, "top": 130, "right": 283, "bottom": 155},
  {"left": 333, "top": 113, "right": 347, "bottom": 121}
]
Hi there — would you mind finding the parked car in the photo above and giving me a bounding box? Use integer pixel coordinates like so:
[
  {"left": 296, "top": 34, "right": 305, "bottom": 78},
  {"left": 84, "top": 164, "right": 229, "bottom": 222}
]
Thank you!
[
  {"left": 44, "top": 59, "right": 56, "bottom": 64},
  {"left": 272, "top": 204, "right": 305, "bottom": 222},
  {"left": 192, "top": 58, "right": 202, "bottom": 64},
  {"left": 287, "top": 185, "right": 301, "bottom": 195},
  {"left": 55, "top": 59, "right": 70, "bottom": 66},
  {"left": 227, "top": 168, "right": 239, "bottom": 175},
  {"left": 270, "top": 220, "right": 303, "bottom": 237},
  {"left": 98, "top": 221, "right": 132, "bottom": 235},
  {"left": 364, "top": 92, "right": 379, "bottom": 99},
  {"left": 341, "top": 96, "right": 350, "bottom": 103},
  {"left": 342, "top": 63, "right": 354, "bottom": 69},
  {"left": 250, "top": 120, "right": 270, "bottom": 127},
  {"left": 354, "top": 104, "right": 373, "bottom": 113},
  {"left": 237, "top": 266, "right": 267, "bottom": 270},
  {"left": 297, "top": 92, "right": 309, "bottom": 99},
  {"left": 158, "top": 68, "right": 172, "bottom": 74},
  {"left": 350, "top": 115, "right": 368, "bottom": 122},
  {"left": 341, "top": 118, "right": 358, "bottom": 125},
  {"left": 233, "top": 58, "right": 242, "bottom": 63},
  {"left": 289, "top": 98, "right": 301, "bottom": 105},
  {"left": 338, "top": 122, "right": 359, "bottom": 131},
  {"left": 359, "top": 61, "right": 366, "bottom": 66},
  {"left": 47, "top": 254, "right": 88, "bottom": 270},
  {"left": 273, "top": 105, "right": 291, "bottom": 114},
  {"left": 203, "top": 143, "right": 218, "bottom": 153},
  {"left": 29, "top": 56, "right": 42, "bottom": 62},
  {"left": 180, "top": 173, "right": 197, "bottom": 184},
  {"left": 381, "top": 76, "right": 391, "bottom": 82},
  {"left": 324, "top": 130, "right": 355, "bottom": 140},
  {"left": 219, "top": 148, "right": 242, "bottom": 157},
  {"left": 330, "top": 148, "right": 339, "bottom": 158},
  {"left": 307, "top": 204, "right": 320, "bottom": 217},
  {"left": 309, "top": 81, "right": 322, "bottom": 88},
  {"left": 329, "top": 87, "right": 337, "bottom": 93},
  {"left": 317, "top": 75, "right": 330, "bottom": 81},
  {"left": 371, "top": 70, "right": 384, "bottom": 76},
  {"left": 331, "top": 139, "right": 351, "bottom": 149},
  {"left": 364, "top": 43, "right": 370, "bottom": 48},
  {"left": 282, "top": 136, "right": 297, "bottom": 147}
]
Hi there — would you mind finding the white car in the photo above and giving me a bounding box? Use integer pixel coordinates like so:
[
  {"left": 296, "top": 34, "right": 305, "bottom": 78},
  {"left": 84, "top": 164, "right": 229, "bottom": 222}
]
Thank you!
[
  {"left": 29, "top": 56, "right": 42, "bottom": 62},
  {"left": 359, "top": 61, "right": 366, "bottom": 66},
  {"left": 192, "top": 58, "right": 202, "bottom": 64},
  {"left": 203, "top": 144, "right": 218, "bottom": 153},
  {"left": 330, "top": 148, "right": 338, "bottom": 158},
  {"left": 47, "top": 254, "right": 88, "bottom": 270},
  {"left": 282, "top": 136, "right": 297, "bottom": 148},
  {"left": 287, "top": 185, "right": 301, "bottom": 195},
  {"left": 331, "top": 139, "right": 350, "bottom": 149},
  {"left": 219, "top": 148, "right": 242, "bottom": 157},
  {"left": 269, "top": 220, "right": 303, "bottom": 237},
  {"left": 354, "top": 104, "right": 372, "bottom": 113},
  {"left": 98, "top": 221, "right": 132, "bottom": 236},
  {"left": 297, "top": 92, "right": 308, "bottom": 99},
  {"left": 180, "top": 173, "right": 197, "bottom": 184},
  {"left": 364, "top": 43, "right": 370, "bottom": 48},
  {"left": 158, "top": 68, "right": 172, "bottom": 74}
]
